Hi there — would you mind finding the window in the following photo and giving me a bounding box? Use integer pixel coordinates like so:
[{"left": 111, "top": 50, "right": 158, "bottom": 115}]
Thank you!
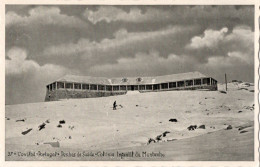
[
  {"left": 57, "top": 82, "right": 65, "bottom": 89},
  {"left": 153, "top": 84, "right": 160, "bottom": 90},
  {"left": 177, "top": 81, "right": 184, "bottom": 87},
  {"left": 146, "top": 85, "right": 153, "bottom": 90},
  {"left": 120, "top": 85, "right": 126, "bottom": 90},
  {"left": 203, "top": 78, "right": 210, "bottom": 85},
  {"left": 161, "top": 83, "right": 168, "bottom": 89},
  {"left": 139, "top": 85, "right": 145, "bottom": 90},
  {"left": 82, "top": 84, "right": 89, "bottom": 90},
  {"left": 52, "top": 83, "right": 56, "bottom": 90},
  {"left": 169, "top": 82, "right": 176, "bottom": 88},
  {"left": 113, "top": 85, "right": 119, "bottom": 91},
  {"left": 194, "top": 79, "right": 201, "bottom": 85},
  {"left": 65, "top": 83, "right": 73, "bottom": 89},
  {"left": 133, "top": 85, "right": 138, "bottom": 90},
  {"left": 74, "top": 83, "right": 81, "bottom": 89},
  {"left": 90, "top": 84, "right": 97, "bottom": 90},
  {"left": 106, "top": 85, "right": 112, "bottom": 91},
  {"left": 185, "top": 80, "right": 193, "bottom": 86},
  {"left": 212, "top": 79, "right": 217, "bottom": 85},
  {"left": 98, "top": 85, "right": 105, "bottom": 91}
]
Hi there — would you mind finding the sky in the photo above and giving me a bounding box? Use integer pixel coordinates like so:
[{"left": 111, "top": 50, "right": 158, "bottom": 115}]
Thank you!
[{"left": 5, "top": 5, "right": 255, "bottom": 105}]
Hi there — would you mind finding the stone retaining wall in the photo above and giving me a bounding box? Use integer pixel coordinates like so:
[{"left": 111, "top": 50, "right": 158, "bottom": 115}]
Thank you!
[{"left": 45, "top": 89, "right": 127, "bottom": 101}]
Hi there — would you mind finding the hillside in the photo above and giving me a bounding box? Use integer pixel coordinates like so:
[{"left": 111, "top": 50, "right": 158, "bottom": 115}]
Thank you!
[{"left": 5, "top": 82, "right": 255, "bottom": 161}]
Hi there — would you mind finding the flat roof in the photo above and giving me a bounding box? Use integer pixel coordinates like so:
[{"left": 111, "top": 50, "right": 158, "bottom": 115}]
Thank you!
[{"left": 50, "top": 71, "right": 214, "bottom": 85}]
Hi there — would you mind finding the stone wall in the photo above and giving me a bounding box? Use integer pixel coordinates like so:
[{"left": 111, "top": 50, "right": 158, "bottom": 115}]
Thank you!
[{"left": 45, "top": 89, "right": 127, "bottom": 102}]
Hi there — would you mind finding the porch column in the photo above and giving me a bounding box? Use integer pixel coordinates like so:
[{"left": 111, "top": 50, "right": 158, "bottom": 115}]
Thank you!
[
  {"left": 81, "top": 83, "right": 82, "bottom": 90},
  {"left": 97, "top": 85, "right": 98, "bottom": 91},
  {"left": 119, "top": 85, "right": 120, "bottom": 91},
  {"left": 104, "top": 85, "right": 106, "bottom": 91},
  {"left": 145, "top": 85, "right": 146, "bottom": 91},
  {"left": 112, "top": 86, "right": 113, "bottom": 92},
  {"left": 192, "top": 80, "right": 194, "bottom": 86},
  {"left": 168, "top": 83, "right": 169, "bottom": 89}
]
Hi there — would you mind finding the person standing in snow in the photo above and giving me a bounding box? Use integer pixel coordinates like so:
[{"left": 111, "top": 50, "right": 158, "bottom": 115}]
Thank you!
[{"left": 113, "top": 101, "right": 117, "bottom": 110}]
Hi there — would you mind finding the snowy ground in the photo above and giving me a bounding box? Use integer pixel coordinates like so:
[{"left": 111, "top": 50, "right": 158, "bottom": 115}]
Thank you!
[{"left": 5, "top": 82, "right": 255, "bottom": 161}]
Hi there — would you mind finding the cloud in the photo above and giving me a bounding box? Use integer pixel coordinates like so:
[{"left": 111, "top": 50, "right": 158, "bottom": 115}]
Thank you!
[
  {"left": 6, "top": 47, "right": 68, "bottom": 76},
  {"left": 83, "top": 6, "right": 171, "bottom": 24},
  {"left": 42, "top": 24, "right": 253, "bottom": 81},
  {"left": 186, "top": 27, "right": 228, "bottom": 49},
  {"left": 225, "top": 26, "right": 254, "bottom": 53},
  {"left": 6, "top": 47, "right": 40, "bottom": 75},
  {"left": 207, "top": 52, "right": 253, "bottom": 67},
  {"left": 88, "top": 51, "right": 197, "bottom": 77},
  {"left": 185, "top": 26, "right": 254, "bottom": 64},
  {"left": 87, "top": 49, "right": 253, "bottom": 84},
  {"left": 5, "top": 47, "right": 70, "bottom": 104},
  {"left": 42, "top": 25, "right": 192, "bottom": 66},
  {"left": 5, "top": 5, "right": 255, "bottom": 105},
  {"left": 83, "top": 6, "right": 253, "bottom": 25},
  {"left": 186, "top": 26, "right": 253, "bottom": 51},
  {"left": 6, "top": 6, "right": 88, "bottom": 28}
]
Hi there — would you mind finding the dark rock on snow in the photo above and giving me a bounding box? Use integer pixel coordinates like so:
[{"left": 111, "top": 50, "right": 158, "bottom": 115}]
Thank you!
[
  {"left": 16, "top": 119, "right": 25, "bottom": 122},
  {"left": 147, "top": 138, "right": 156, "bottom": 144},
  {"left": 169, "top": 118, "right": 178, "bottom": 122},
  {"left": 187, "top": 125, "right": 197, "bottom": 131},
  {"left": 59, "top": 120, "right": 66, "bottom": 124},
  {"left": 226, "top": 125, "right": 232, "bottom": 130},
  {"left": 198, "top": 125, "right": 206, "bottom": 129},
  {"left": 240, "top": 130, "right": 248, "bottom": 134},
  {"left": 162, "top": 131, "right": 170, "bottom": 137},
  {"left": 155, "top": 135, "right": 162, "bottom": 141},
  {"left": 21, "top": 128, "right": 33, "bottom": 135},
  {"left": 219, "top": 90, "right": 227, "bottom": 94},
  {"left": 38, "top": 123, "right": 46, "bottom": 131}
]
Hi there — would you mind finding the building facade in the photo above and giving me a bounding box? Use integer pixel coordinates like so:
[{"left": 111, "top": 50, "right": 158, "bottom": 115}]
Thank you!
[{"left": 45, "top": 71, "right": 218, "bottom": 101}]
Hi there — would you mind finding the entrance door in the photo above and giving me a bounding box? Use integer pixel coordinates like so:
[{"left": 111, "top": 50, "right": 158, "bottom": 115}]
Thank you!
[{"left": 131, "top": 85, "right": 134, "bottom": 91}]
